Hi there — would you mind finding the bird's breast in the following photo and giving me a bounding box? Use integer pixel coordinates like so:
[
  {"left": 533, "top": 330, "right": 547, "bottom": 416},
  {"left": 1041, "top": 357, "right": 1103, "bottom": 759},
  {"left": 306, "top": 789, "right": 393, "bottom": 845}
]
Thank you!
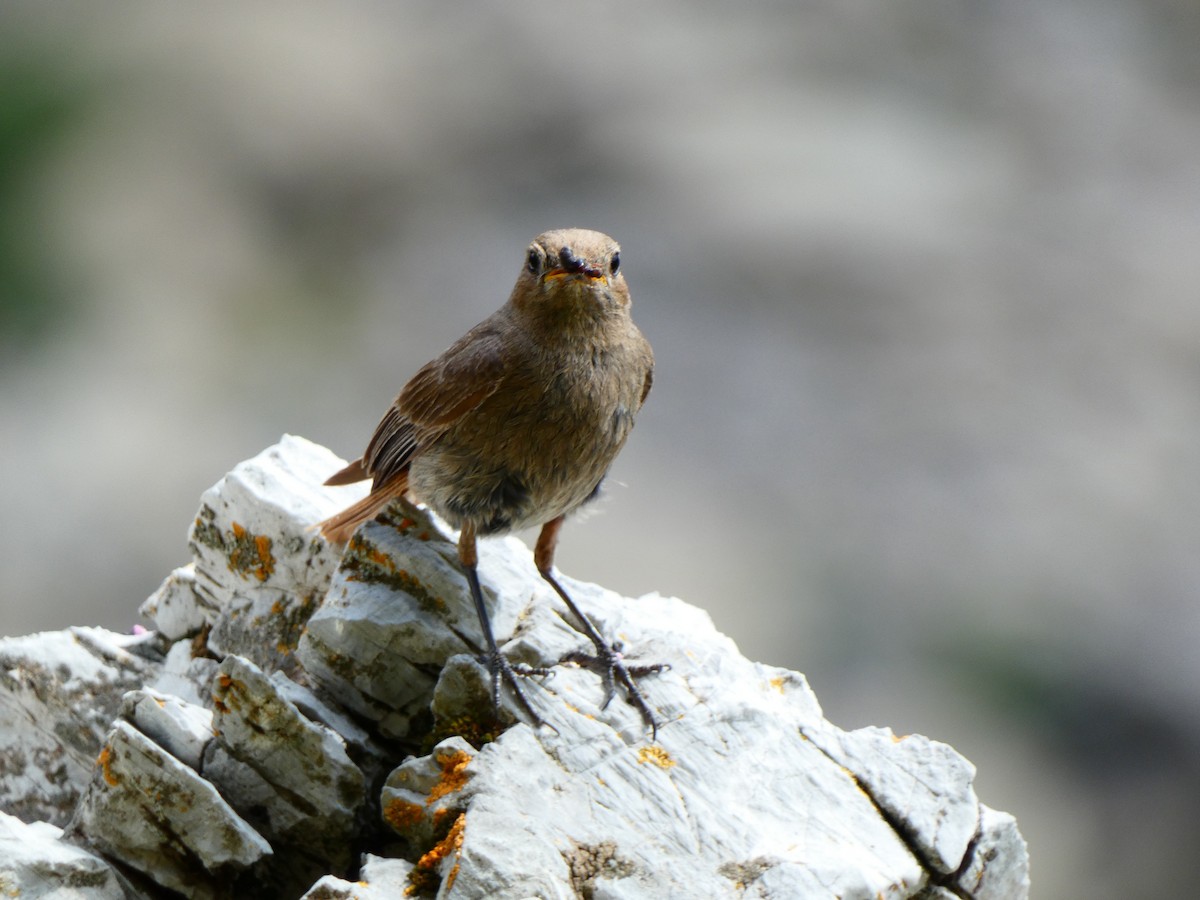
[{"left": 408, "top": 343, "right": 645, "bottom": 534}]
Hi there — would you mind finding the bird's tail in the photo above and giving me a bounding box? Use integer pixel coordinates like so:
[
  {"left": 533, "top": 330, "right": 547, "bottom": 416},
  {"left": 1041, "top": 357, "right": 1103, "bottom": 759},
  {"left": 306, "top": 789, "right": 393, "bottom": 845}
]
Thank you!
[
  {"left": 324, "top": 457, "right": 368, "bottom": 485},
  {"left": 318, "top": 471, "right": 410, "bottom": 545}
]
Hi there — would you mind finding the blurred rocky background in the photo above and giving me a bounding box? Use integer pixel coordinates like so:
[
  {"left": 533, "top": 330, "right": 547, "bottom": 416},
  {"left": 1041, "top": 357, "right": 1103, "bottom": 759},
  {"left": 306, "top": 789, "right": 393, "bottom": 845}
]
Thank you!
[{"left": 0, "top": 2, "right": 1197, "bottom": 897}]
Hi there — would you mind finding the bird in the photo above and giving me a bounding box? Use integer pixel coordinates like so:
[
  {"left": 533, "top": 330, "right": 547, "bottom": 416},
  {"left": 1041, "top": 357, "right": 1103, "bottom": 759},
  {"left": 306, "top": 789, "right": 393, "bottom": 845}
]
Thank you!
[{"left": 319, "top": 228, "right": 663, "bottom": 733}]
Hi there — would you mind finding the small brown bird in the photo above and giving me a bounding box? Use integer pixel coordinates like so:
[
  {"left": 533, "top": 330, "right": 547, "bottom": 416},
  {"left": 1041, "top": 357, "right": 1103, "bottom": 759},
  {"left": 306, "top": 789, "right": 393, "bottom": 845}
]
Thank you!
[{"left": 320, "top": 228, "right": 663, "bottom": 732}]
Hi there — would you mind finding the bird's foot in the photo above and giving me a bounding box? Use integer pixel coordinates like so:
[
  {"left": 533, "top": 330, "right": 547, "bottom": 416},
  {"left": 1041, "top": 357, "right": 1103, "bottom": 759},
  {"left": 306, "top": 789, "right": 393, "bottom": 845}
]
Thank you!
[
  {"left": 561, "top": 641, "right": 669, "bottom": 739},
  {"left": 479, "top": 648, "right": 553, "bottom": 729}
]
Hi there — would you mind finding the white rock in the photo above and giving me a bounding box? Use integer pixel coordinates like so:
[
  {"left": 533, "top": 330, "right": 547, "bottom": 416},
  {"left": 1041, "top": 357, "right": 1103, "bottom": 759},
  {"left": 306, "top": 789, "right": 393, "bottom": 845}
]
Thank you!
[
  {"left": 204, "top": 654, "right": 364, "bottom": 881},
  {"left": 148, "top": 637, "right": 220, "bottom": 707},
  {"left": 801, "top": 723, "right": 980, "bottom": 874},
  {"left": 285, "top": 430, "right": 1029, "bottom": 898},
  {"left": 381, "top": 704, "right": 926, "bottom": 899},
  {"left": 190, "top": 434, "right": 365, "bottom": 591},
  {"left": 120, "top": 687, "right": 214, "bottom": 770},
  {"left": 959, "top": 805, "right": 1031, "bottom": 900},
  {"left": 2, "top": 436, "right": 1029, "bottom": 898},
  {"left": 139, "top": 563, "right": 212, "bottom": 641},
  {"left": 70, "top": 719, "right": 271, "bottom": 897},
  {"left": 297, "top": 508, "right": 481, "bottom": 737},
  {"left": 174, "top": 434, "right": 365, "bottom": 674},
  {"left": 268, "top": 669, "right": 393, "bottom": 783},
  {"left": 299, "top": 856, "right": 415, "bottom": 899},
  {"left": 0, "top": 810, "right": 127, "bottom": 899},
  {"left": 360, "top": 855, "right": 415, "bottom": 891},
  {"left": 0, "top": 627, "right": 154, "bottom": 825}
]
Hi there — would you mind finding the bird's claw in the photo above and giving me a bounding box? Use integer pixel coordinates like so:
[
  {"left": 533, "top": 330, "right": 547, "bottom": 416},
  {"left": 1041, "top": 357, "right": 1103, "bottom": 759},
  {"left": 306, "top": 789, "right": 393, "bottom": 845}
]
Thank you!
[
  {"left": 560, "top": 642, "right": 669, "bottom": 739},
  {"left": 479, "top": 649, "right": 551, "bottom": 729}
]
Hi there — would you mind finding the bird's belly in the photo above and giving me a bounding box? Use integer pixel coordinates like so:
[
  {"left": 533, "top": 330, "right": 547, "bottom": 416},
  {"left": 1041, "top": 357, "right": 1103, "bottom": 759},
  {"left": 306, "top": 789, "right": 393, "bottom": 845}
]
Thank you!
[{"left": 408, "top": 407, "right": 631, "bottom": 536}]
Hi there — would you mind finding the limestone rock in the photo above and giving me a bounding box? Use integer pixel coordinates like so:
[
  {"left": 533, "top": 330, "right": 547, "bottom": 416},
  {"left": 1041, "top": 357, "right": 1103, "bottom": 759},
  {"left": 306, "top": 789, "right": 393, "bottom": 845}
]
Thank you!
[
  {"left": 139, "top": 563, "right": 212, "bottom": 642},
  {"left": 377, "top": 665, "right": 1004, "bottom": 898},
  {"left": 0, "top": 627, "right": 157, "bottom": 826},
  {"left": 800, "top": 723, "right": 980, "bottom": 875},
  {"left": 959, "top": 805, "right": 1031, "bottom": 900},
  {"left": 300, "top": 856, "right": 415, "bottom": 899},
  {"left": 143, "top": 434, "right": 365, "bottom": 674},
  {"left": 296, "top": 505, "right": 482, "bottom": 739},
  {"left": 268, "top": 667, "right": 394, "bottom": 785},
  {"left": 120, "top": 687, "right": 213, "bottom": 770},
  {"left": 69, "top": 719, "right": 272, "bottom": 898},
  {"left": 0, "top": 810, "right": 129, "bottom": 899},
  {"left": 204, "top": 654, "right": 365, "bottom": 888},
  {"left": 0, "top": 436, "right": 1029, "bottom": 898},
  {"left": 148, "top": 638, "right": 221, "bottom": 708}
]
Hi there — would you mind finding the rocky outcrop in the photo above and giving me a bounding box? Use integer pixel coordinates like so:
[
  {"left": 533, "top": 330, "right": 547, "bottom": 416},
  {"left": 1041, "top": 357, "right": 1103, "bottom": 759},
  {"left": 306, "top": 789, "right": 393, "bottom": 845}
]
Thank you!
[{"left": 0, "top": 436, "right": 1029, "bottom": 898}]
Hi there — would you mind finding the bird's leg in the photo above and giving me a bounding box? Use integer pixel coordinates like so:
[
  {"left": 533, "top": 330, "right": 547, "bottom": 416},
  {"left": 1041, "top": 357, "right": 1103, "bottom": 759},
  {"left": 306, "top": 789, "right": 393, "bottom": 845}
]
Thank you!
[
  {"left": 458, "top": 523, "right": 544, "bottom": 727},
  {"left": 535, "top": 516, "right": 668, "bottom": 738}
]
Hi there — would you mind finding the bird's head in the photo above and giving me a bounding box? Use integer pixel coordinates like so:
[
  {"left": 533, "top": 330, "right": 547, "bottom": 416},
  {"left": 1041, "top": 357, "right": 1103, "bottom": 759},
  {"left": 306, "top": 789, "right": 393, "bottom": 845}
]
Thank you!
[{"left": 511, "top": 229, "right": 630, "bottom": 320}]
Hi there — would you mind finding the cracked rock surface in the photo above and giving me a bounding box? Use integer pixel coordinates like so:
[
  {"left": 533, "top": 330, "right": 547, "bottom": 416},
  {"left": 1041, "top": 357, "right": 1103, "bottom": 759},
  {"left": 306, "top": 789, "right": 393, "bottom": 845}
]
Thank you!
[{"left": 0, "top": 436, "right": 1029, "bottom": 898}]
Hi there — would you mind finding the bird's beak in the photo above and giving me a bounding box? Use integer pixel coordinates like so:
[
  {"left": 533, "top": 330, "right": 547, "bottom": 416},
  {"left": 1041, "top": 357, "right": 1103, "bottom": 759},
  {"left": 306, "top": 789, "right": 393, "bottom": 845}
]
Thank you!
[{"left": 543, "top": 268, "right": 607, "bottom": 285}]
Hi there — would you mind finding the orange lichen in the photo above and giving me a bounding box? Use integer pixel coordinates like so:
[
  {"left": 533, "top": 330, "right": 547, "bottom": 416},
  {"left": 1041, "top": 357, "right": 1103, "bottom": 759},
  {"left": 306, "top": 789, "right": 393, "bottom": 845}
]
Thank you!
[
  {"left": 637, "top": 745, "right": 676, "bottom": 769},
  {"left": 427, "top": 748, "right": 473, "bottom": 804},
  {"left": 254, "top": 535, "right": 273, "bottom": 576},
  {"left": 226, "top": 522, "right": 276, "bottom": 582},
  {"left": 769, "top": 676, "right": 786, "bottom": 692},
  {"left": 407, "top": 813, "right": 466, "bottom": 895},
  {"left": 369, "top": 548, "right": 395, "bottom": 570},
  {"left": 97, "top": 746, "right": 119, "bottom": 786},
  {"left": 382, "top": 797, "right": 425, "bottom": 833},
  {"left": 444, "top": 860, "right": 461, "bottom": 892},
  {"left": 212, "top": 673, "right": 242, "bottom": 715}
]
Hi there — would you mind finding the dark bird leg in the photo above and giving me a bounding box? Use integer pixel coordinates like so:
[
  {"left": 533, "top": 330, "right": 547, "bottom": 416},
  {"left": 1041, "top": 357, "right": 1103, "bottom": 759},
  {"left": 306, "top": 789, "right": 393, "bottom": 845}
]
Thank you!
[
  {"left": 457, "top": 523, "right": 545, "bottom": 727},
  {"left": 535, "top": 516, "right": 667, "bottom": 738}
]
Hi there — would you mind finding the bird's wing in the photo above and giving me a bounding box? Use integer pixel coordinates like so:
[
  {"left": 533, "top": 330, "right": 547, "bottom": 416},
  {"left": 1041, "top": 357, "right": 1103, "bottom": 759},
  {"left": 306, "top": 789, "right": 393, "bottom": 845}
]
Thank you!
[
  {"left": 362, "top": 320, "right": 508, "bottom": 489},
  {"left": 359, "top": 405, "right": 419, "bottom": 489}
]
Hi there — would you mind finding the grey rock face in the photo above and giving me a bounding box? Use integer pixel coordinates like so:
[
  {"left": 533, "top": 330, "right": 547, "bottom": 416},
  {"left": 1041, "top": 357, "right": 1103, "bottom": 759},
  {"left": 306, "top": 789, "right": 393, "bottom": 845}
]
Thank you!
[
  {"left": 121, "top": 687, "right": 214, "bottom": 770},
  {"left": 204, "top": 654, "right": 365, "bottom": 889},
  {"left": 0, "top": 436, "right": 1028, "bottom": 898},
  {"left": 70, "top": 719, "right": 272, "bottom": 897},
  {"left": 0, "top": 810, "right": 128, "bottom": 899},
  {"left": 0, "top": 627, "right": 156, "bottom": 826}
]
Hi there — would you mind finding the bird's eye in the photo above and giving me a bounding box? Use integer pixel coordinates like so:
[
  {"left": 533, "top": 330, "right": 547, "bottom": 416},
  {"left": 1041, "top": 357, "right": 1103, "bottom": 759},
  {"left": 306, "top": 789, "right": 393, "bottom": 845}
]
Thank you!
[
  {"left": 527, "top": 247, "right": 542, "bottom": 274},
  {"left": 609, "top": 251, "right": 621, "bottom": 275}
]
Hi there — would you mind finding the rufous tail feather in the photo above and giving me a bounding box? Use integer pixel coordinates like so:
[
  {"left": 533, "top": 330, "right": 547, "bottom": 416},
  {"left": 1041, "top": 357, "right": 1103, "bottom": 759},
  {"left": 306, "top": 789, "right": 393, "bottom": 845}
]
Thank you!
[
  {"left": 324, "top": 457, "right": 368, "bottom": 486},
  {"left": 318, "top": 472, "right": 409, "bottom": 545}
]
